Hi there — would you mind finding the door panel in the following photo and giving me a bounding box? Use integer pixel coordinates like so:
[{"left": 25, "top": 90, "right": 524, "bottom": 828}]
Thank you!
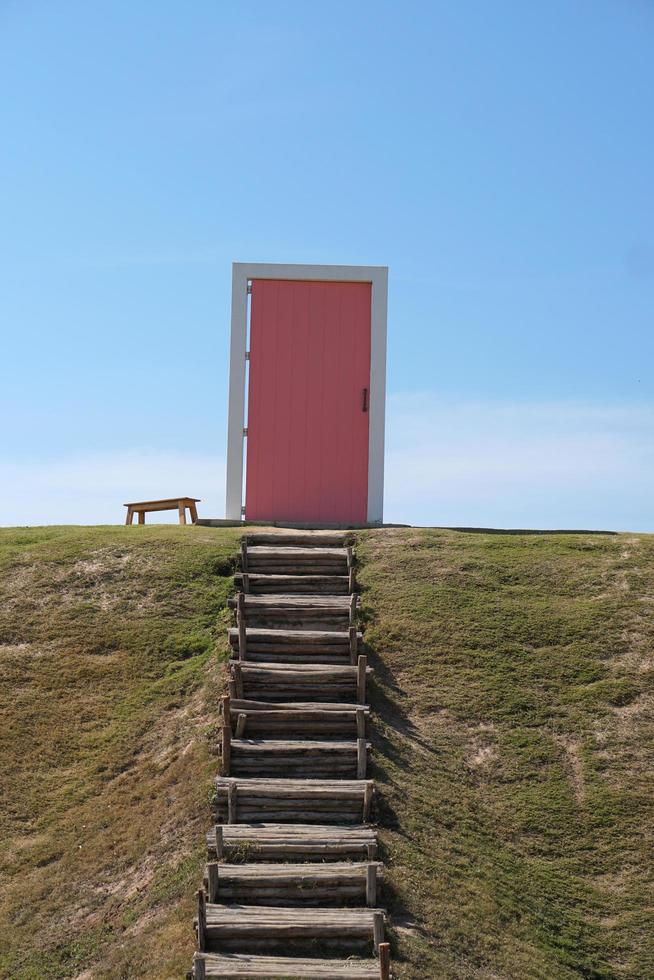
[{"left": 245, "top": 279, "right": 371, "bottom": 523}]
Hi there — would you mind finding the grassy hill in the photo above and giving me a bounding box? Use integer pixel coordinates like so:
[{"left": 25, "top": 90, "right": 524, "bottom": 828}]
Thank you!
[
  {"left": 1, "top": 525, "right": 652, "bottom": 978},
  {"left": 360, "top": 529, "right": 654, "bottom": 980},
  {"left": 0, "top": 526, "right": 240, "bottom": 979}
]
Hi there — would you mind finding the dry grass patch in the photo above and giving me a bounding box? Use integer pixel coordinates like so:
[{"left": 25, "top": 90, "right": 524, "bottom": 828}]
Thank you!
[
  {"left": 358, "top": 527, "right": 654, "bottom": 980},
  {"left": 0, "top": 525, "right": 239, "bottom": 979},
  {"left": 3, "top": 524, "right": 653, "bottom": 979}
]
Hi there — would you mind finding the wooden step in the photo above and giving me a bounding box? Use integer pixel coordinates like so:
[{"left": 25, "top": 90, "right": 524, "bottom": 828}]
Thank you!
[
  {"left": 206, "top": 823, "right": 378, "bottom": 862},
  {"left": 243, "top": 565, "right": 348, "bottom": 577},
  {"left": 229, "top": 595, "right": 353, "bottom": 609},
  {"left": 235, "top": 609, "right": 352, "bottom": 631},
  {"left": 227, "top": 738, "right": 370, "bottom": 778},
  {"left": 230, "top": 627, "right": 362, "bottom": 645},
  {"left": 242, "top": 548, "right": 349, "bottom": 576},
  {"left": 243, "top": 568, "right": 348, "bottom": 579},
  {"left": 245, "top": 546, "right": 348, "bottom": 560},
  {"left": 229, "top": 648, "right": 355, "bottom": 667},
  {"left": 228, "top": 594, "right": 355, "bottom": 631},
  {"left": 234, "top": 594, "right": 356, "bottom": 631},
  {"left": 229, "top": 659, "right": 370, "bottom": 704},
  {"left": 193, "top": 950, "right": 387, "bottom": 979},
  {"left": 235, "top": 574, "right": 350, "bottom": 595},
  {"left": 224, "top": 699, "right": 369, "bottom": 738},
  {"left": 205, "top": 861, "right": 383, "bottom": 906},
  {"left": 214, "top": 778, "right": 374, "bottom": 824},
  {"left": 199, "top": 900, "right": 385, "bottom": 949},
  {"left": 245, "top": 533, "right": 352, "bottom": 547},
  {"left": 229, "top": 628, "right": 362, "bottom": 665}
]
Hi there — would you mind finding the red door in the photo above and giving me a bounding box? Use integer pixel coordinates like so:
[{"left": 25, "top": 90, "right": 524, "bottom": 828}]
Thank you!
[{"left": 245, "top": 279, "right": 371, "bottom": 524}]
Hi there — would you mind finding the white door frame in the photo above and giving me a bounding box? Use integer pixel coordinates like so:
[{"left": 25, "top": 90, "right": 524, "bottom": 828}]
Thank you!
[{"left": 225, "top": 262, "right": 388, "bottom": 523}]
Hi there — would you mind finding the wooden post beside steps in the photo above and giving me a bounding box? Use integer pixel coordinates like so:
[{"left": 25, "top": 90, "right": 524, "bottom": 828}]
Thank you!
[
  {"left": 196, "top": 890, "right": 206, "bottom": 951},
  {"left": 357, "top": 654, "right": 368, "bottom": 704},
  {"left": 379, "top": 942, "right": 391, "bottom": 979},
  {"left": 221, "top": 697, "right": 231, "bottom": 774},
  {"left": 236, "top": 592, "right": 247, "bottom": 660}
]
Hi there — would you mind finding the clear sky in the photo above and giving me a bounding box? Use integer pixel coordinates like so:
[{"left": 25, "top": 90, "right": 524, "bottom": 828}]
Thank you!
[{"left": 1, "top": 1, "right": 653, "bottom": 529}]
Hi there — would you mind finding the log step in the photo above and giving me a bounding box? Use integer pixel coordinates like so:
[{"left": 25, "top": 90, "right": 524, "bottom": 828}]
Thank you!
[
  {"left": 245, "top": 533, "right": 351, "bottom": 547},
  {"left": 231, "top": 643, "right": 359, "bottom": 667},
  {"left": 193, "top": 950, "right": 384, "bottom": 978},
  {"left": 225, "top": 700, "right": 369, "bottom": 737},
  {"left": 230, "top": 628, "right": 362, "bottom": 645},
  {"left": 205, "top": 861, "right": 383, "bottom": 906},
  {"left": 229, "top": 628, "right": 362, "bottom": 665},
  {"left": 228, "top": 739, "right": 370, "bottom": 778},
  {"left": 230, "top": 660, "right": 370, "bottom": 704},
  {"left": 214, "top": 778, "right": 374, "bottom": 824},
  {"left": 243, "top": 566, "right": 348, "bottom": 578},
  {"left": 243, "top": 569, "right": 348, "bottom": 579},
  {"left": 229, "top": 595, "right": 353, "bottom": 609},
  {"left": 230, "top": 654, "right": 358, "bottom": 668},
  {"left": 228, "top": 699, "right": 370, "bottom": 712},
  {"left": 203, "top": 902, "right": 385, "bottom": 946},
  {"left": 241, "top": 549, "right": 349, "bottom": 576},
  {"left": 206, "top": 823, "right": 378, "bottom": 861},
  {"left": 245, "top": 546, "right": 349, "bottom": 559},
  {"left": 231, "top": 608, "right": 352, "bottom": 631},
  {"left": 230, "top": 593, "right": 357, "bottom": 633},
  {"left": 235, "top": 574, "right": 350, "bottom": 595}
]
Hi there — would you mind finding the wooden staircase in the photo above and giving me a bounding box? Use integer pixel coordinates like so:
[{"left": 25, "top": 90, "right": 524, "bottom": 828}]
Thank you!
[{"left": 191, "top": 532, "right": 390, "bottom": 980}]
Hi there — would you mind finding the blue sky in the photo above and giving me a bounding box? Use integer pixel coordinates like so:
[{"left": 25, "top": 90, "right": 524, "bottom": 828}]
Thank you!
[{"left": 1, "top": 1, "right": 653, "bottom": 529}]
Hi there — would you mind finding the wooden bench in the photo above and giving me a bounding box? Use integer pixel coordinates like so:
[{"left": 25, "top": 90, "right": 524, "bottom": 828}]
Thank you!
[{"left": 124, "top": 496, "right": 200, "bottom": 525}]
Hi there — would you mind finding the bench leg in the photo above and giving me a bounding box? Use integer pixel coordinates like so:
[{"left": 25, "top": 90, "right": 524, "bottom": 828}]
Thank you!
[
  {"left": 189, "top": 503, "right": 198, "bottom": 524},
  {"left": 125, "top": 507, "right": 133, "bottom": 526},
  {"left": 138, "top": 511, "right": 145, "bottom": 525},
  {"left": 178, "top": 502, "right": 187, "bottom": 525}
]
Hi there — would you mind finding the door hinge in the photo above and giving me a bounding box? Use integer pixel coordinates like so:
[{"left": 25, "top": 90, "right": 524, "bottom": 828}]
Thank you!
[
  {"left": 243, "top": 427, "right": 248, "bottom": 437},
  {"left": 241, "top": 505, "right": 246, "bottom": 515},
  {"left": 245, "top": 351, "right": 250, "bottom": 360},
  {"left": 247, "top": 281, "right": 252, "bottom": 294}
]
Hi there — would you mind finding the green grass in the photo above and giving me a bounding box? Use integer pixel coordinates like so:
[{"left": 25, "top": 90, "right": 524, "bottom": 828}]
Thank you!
[
  {"left": 0, "top": 525, "right": 240, "bottom": 979},
  {"left": 358, "top": 528, "right": 654, "bottom": 979},
  {"left": 1, "top": 525, "right": 652, "bottom": 978}
]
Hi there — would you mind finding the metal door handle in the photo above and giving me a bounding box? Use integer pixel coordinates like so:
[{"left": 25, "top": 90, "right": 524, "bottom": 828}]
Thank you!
[{"left": 362, "top": 388, "right": 369, "bottom": 412}]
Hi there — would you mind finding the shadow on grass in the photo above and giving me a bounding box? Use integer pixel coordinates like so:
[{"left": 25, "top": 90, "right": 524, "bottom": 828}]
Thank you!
[{"left": 358, "top": 584, "right": 436, "bottom": 963}]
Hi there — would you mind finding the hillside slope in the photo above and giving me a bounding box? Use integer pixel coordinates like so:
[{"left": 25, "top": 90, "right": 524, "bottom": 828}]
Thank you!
[
  {"left": 359, "top": 528, "right": 654, "bottom": 979},
  {"left": 1, "top": 526, "right": 652, "bottom": 979},
  {"left": 0, "top": 525, "right": 239, "bottom": 979}
]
